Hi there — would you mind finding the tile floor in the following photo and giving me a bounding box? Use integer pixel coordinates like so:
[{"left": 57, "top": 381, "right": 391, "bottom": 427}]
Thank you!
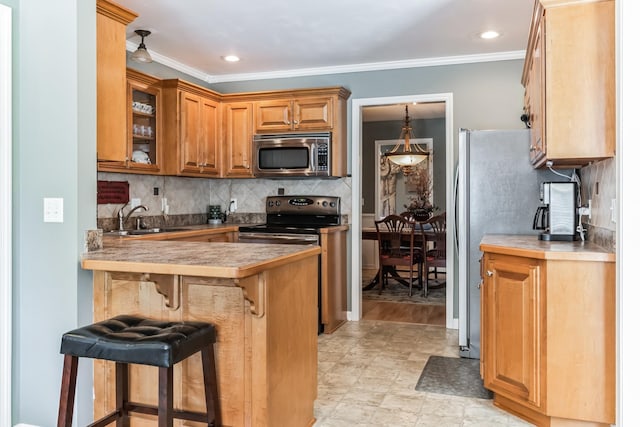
[{"left": 314, "top": 320, "right": 534, "bottom": 427}]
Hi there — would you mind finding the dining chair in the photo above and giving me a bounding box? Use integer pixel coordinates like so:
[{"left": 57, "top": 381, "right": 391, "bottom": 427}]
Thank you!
[
  {"left": 421, "top": 212, "right": 446, "bottom": 297},
  {"left": 374, "top": 214, "right": 423, "bottom": 296}
]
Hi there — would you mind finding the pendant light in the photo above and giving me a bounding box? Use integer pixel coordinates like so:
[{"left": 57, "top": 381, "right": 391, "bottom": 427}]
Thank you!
[
  {"left": 384, "top": 105, "right": 430, "bottom": 175},
  {"left": 131, "top": 29, "right": 153, "bottom": 63}
]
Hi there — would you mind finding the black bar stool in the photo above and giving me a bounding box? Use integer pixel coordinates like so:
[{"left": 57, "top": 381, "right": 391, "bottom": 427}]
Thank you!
[{"left": 57, "top": 315, "right": 221, "bottom": 427}]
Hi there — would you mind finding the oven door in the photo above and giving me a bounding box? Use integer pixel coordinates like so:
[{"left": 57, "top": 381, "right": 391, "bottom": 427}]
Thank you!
[{"left": 238, "top": 232, "right": 319, "bottom": 245}]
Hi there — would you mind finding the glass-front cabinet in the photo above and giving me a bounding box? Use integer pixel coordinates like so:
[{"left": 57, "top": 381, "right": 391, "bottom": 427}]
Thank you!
[
  {"left": 127, "top": 70, "right": 161, "bottom": 173},
  {"left": 98, "top": 69, "right": 162, "bottom": 174}
]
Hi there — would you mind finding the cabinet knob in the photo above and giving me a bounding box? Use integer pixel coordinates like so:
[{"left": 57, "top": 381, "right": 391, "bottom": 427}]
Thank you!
[{"left": 486, "top": 270, "right": 494, "bottom": 277}]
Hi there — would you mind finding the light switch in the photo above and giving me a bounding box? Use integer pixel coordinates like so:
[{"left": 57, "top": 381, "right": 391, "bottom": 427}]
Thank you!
[{"left": 44, "top": 197, "right": 64, "bottom": 223}]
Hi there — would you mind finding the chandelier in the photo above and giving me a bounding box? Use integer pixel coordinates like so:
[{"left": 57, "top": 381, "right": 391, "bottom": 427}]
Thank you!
[{"left": 384, "top": 105, "right": 430, "bottom": 175}]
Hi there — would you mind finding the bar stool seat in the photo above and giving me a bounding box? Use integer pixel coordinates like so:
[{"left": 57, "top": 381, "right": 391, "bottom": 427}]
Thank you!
[{"left": 57, "top": 314, "right": 221, "bottom": 427}]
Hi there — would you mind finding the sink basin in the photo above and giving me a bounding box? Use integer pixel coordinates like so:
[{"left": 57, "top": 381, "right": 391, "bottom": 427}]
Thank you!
[{"left": 105, "top": 228, "right": 190, "bottom": 236}]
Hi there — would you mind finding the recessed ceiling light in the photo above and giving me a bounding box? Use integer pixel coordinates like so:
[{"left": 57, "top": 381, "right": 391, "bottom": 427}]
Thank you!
[
  {"left": 479, "top": 30, "right": 501, "bottom": 40},
  {"left": 222, "top": 55, "right": 240, "bottom": 62}
]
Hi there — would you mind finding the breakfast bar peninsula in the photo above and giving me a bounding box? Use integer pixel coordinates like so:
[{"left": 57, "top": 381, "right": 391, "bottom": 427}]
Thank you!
[{"left": 81, "top": 239, "right": 321, "bottom": 427}]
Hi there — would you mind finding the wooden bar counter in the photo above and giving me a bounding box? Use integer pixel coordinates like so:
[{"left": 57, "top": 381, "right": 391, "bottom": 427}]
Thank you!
[{"left": 82, "top": 239, "right": 321, "bottom": 427}]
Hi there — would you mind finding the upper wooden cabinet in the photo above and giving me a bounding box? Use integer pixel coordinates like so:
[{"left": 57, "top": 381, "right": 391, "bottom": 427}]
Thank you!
[
  {"left": 96, "top": 0, "right": 137, "bottom": 169},
  {"left": 522, "top": 0, "right": 615, "bottom": 168},
  {"left": 223, "top": 102, "right": 254, "bottom": 178},
  {"left": 254, "top": 97, "right": 333, "bottom": 132},
  {"left": 162, "top": 79, "right": 222, "bottom": 177}
]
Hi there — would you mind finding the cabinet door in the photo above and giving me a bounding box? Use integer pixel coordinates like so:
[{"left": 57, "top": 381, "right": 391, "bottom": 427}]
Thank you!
[
  {"left": 254, "top": 100, "right": 292, "bottom": 131},
  {"left": 200, "top": 98, "right": 221, "bottom": 176},
  {"left": 483, "top": 254, "right": 543, "bottom": 410},
  {"left": 224, "top": 103, "right": 254, "bottom": 177},
  {"left": 128, "top": 80, "right": 161, "bottom": 173},
  {"left": 527, "top": 16, "right": 545, "bottom": 165},
  {"left": 96, "top": 1, "right": 135, "bottom": 164},
  {"left": 294, "top": 97, "right": 332, "bottom": 130},
  {"left": 180, "top": 92, "right": 202, "bottom": 174}
]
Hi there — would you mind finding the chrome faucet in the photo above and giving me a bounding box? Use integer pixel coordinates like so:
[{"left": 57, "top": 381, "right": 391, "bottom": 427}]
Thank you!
[{"left": 117, "top": 204, "right": 148, "bottom": 231}]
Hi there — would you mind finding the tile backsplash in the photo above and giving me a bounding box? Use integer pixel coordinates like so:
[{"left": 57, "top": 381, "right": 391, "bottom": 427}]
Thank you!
[
  {"left": 97, "top": 172, "right": 353, "bottom": 225},
  {"left": 578, "top": 157, "right": 616, "bottom": 251}
]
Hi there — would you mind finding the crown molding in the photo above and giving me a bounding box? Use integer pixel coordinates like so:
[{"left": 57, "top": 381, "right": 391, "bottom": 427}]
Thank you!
[
  {"left": 125, "top": 42, "right": 525, "bottom": 84},
  {"left": 126, "top": 41, "right": 210, "bottom": 83}
]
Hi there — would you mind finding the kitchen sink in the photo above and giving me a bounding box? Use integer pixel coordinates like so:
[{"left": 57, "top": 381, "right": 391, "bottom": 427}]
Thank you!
[{"left": 105, "top": 228, "right": 190, "bottom": 236}]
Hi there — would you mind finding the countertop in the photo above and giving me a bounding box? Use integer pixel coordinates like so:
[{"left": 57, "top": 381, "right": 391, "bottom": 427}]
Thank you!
[
  {"left": 103, "top": 222, "right": 349, "bottom": 240},
  {"left": 82, "top": 239, "right": 321, "bottom": 278},
  {"left": 479, "top": 234, "right": 615, "bottom": 262}
]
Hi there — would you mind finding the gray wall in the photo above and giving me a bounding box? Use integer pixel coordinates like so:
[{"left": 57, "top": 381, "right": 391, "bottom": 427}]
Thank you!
[
  {"left": 362, "top": 117, "right": 446, "bottom": 214},
  {"left": 7, "top": 0, "right": 96, "bottom": 424}
]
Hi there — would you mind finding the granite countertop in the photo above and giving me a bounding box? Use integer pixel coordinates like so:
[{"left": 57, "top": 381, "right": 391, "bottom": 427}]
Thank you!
[
  {"left": 82, "top": 239, "right": 321, "bottom": 278},
  {"left": 480, "top": 234, "right": 615, "bottom": 262},
  {"left": 103, "top": 222, "right": 349, "bottom": 240}
]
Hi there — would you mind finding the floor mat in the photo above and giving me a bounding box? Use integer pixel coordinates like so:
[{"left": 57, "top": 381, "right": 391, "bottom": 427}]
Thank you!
[{"left": 415, "top": 356, "right": 493, "bottom": 399}]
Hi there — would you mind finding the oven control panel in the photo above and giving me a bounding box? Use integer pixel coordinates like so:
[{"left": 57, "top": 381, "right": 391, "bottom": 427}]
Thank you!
[{"left": 265, "top": 195, "right": 340, "bottom": 216}]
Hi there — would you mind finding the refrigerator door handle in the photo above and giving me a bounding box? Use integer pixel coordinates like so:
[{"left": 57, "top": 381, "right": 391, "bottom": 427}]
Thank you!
[{"left": 453, "top": 165, "right": 460, "bottom": 254}]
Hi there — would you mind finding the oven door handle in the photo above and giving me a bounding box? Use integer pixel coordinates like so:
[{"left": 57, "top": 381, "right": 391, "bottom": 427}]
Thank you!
[{"left": 238, "top": 233, "right": 319, "bottom": 244}]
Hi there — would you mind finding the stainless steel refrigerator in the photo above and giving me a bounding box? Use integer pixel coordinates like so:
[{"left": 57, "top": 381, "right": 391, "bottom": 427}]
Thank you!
[{"left": 456, "top": 129, "right": 561, "bottom": 359}]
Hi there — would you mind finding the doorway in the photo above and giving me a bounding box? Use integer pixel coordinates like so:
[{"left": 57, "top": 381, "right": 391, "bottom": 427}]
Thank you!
[{"left": 349, "top": 93, "right": 455, "bottom": 329}]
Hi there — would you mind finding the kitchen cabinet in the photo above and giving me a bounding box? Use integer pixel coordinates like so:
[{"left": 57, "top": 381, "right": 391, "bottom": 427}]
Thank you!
[
  {"left": 522, "top": 0, "right": 614, "bottom": 168},
  {"left": 162, "top": 79, "right": 222, "bottom": 177},
  {"left": 163, "top": 231, "right": 238, "bottom": 243},
  {"left": 481, "top": 253, "right": 542, "bottom": 410},
  {"left": 223, "top": 102, "right": 254, "bottom": 178},
  {"left": 249, "top": 87, "right": 350, "bottom": 176},
  {"left": 320, "top": 227, "right": 348, "bottom": 333},
  {"left": 254, "top": 97, "right": 332, "bottom": 132},
  {"left": 480, "top": 235, "right": 615, "bottom": 427},
  {"left": 96, "top": 0, "right": 137, "bottom": 169}
]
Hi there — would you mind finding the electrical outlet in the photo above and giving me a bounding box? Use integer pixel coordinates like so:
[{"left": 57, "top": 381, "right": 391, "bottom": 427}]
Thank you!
[
  {"left": 611, "top": 198, "right": 617, "bottom": 223},
  {"left": 230, "top": 198, "right": 238, "bottom": 213},
  {"left": 44, "top": 197, "right": 64, "bottom": 223},
  {"left": 578, "top": 199, "right": 592, "bottom": 220}
]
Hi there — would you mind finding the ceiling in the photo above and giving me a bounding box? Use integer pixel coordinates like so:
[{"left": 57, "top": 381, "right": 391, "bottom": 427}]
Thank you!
[{"left": 117, "top": 0, "right": 534, "bottom": 86}]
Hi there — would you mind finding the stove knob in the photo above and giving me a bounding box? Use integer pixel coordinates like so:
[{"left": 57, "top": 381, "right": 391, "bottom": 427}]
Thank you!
[
  {"left": 275, "top": 200, "right": 281, "bottom": 207},
  {"left": 330, "top": 202, "right": 336, "bottom": 207},
  {"left": 322, "top": 201, "right": 328, "bottom": 207}
]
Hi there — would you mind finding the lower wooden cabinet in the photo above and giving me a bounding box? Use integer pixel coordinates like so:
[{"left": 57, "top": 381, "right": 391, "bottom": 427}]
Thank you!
[
  {"left": 482, "top": 254, "right": 542, "bottom": 409},
  {"left": 164, "top": 231, "right": 237, "bottom": 243},
  {"left": 480, "top": 238, "right": 615, "bottom": 426},
  {"left": 320, "top": 228, "right": 348, "bottom": 333}
]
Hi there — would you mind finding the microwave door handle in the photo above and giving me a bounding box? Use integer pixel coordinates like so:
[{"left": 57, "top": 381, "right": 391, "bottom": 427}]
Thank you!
[{"left": 310, "top": 143, "right": 316, "bottom": 171}]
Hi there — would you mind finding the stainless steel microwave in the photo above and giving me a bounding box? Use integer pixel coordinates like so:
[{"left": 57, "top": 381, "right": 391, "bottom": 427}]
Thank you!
[{"left": 253, "top": 132, "right": 331, "bottom": 177}]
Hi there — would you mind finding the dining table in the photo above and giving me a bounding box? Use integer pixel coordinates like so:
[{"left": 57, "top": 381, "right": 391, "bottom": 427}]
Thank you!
[{"left": 361, "top": 225, "right": 436, "bottom": 291}]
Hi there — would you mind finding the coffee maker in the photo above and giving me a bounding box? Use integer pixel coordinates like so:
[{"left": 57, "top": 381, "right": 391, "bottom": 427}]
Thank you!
[{"left": 533, "top": 182, "right": 578, "bottom": 241}]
